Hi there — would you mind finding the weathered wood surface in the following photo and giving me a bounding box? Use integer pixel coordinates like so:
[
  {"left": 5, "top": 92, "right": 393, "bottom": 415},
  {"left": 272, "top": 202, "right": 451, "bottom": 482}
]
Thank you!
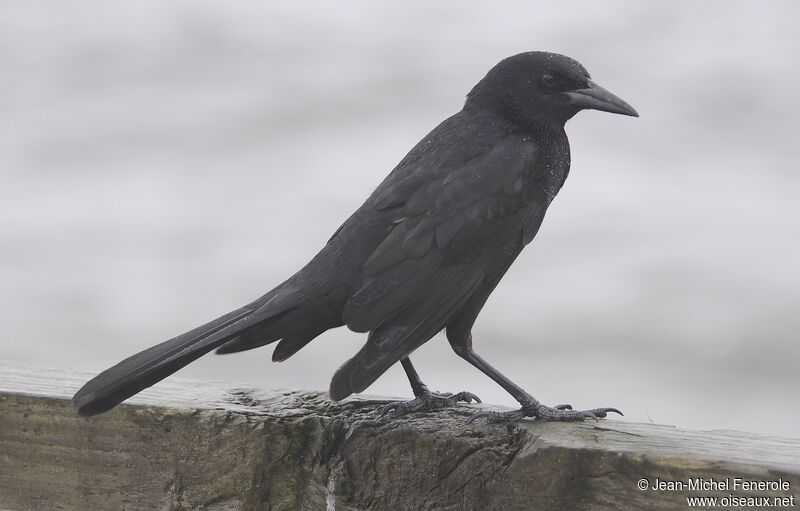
[{"left": 1, "top": 362, "right": 798, "bottom": 511}]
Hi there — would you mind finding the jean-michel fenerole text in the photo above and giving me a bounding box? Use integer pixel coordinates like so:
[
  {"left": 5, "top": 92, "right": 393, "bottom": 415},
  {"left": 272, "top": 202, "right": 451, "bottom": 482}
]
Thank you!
[{"left": 650, "top": 477, "right": 791, "bottom": 492}]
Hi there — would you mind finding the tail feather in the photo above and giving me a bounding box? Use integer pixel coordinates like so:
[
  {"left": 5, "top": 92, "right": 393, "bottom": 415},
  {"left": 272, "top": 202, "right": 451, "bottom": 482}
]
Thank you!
[
  {"left": 73, "top": 306, "right": 254, "bottom": 416},
  {"left": 73, "top": 285, "right": 311, "bottom": 416},
  {"left": 213, "top": 331, "right": 280, "bottom": 355},
  {"left": 271, "top": 325, "right": 329, "bottom": 362}
]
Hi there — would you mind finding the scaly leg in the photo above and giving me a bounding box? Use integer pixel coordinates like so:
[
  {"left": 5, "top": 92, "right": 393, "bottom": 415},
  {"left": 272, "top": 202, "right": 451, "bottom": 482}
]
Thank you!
[
  {"left": 379, "top": 357, "right": 481, "bottom": 418},
  {"left": 449, "top": 334, "right": 621, "bottom": 423}
]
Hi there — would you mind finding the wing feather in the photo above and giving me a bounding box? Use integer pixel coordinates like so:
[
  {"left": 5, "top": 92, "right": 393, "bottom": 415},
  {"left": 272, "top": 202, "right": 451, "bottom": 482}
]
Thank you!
[{"left": 343, "top": 139, "right": 540, "bottom": 333}]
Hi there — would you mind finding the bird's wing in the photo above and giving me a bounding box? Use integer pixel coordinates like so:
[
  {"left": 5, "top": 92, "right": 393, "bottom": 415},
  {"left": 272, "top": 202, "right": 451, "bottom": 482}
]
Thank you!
[{"left": 341, "top": 137, "right": 544, "bottom": 334}]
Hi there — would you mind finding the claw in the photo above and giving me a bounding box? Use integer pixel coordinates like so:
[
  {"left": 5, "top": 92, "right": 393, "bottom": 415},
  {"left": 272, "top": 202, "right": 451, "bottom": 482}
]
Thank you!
[
  {"left": 468, "top": 409, "right": 528, "bottom": 424},
  {"left": 466, "top": 412, "right": 482, "bottom": 424},
  {"left": 590, "top": 407, "right": 623, "bottom": 418},
  {"left": 467, "top": 400, "right": 621, "bottom": 424},
  {"left": 378, "top": 389, "right": 481, "bottom": 418},
  {"left": 379, "top": 402, "right": 401, "bottom": 419},
  {"left": 467, "top": 410, "right": 496, "bottom": 424},
  {"left": 455, "top": 391, "right": 482, "bottom": 404}
]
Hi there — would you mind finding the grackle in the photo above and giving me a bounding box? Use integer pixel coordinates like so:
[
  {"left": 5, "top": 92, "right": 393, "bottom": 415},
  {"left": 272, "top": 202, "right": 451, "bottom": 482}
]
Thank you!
[{"left": 73, "top": 51, "right": 638, "bottom": 422}]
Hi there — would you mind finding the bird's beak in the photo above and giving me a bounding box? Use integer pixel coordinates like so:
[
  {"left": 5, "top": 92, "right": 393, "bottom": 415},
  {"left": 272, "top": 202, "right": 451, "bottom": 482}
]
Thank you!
[{"left": 565, "top": 79, "right": 639, "bottom": 117}]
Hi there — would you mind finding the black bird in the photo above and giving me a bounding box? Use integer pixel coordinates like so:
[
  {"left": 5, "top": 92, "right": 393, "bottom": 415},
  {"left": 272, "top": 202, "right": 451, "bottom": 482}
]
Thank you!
[{"left": 73, "top": 51, "right": 638, "bottom": 422}]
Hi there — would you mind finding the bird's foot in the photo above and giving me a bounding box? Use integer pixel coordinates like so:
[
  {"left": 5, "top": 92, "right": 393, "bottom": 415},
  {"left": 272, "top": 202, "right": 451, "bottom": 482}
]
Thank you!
[
  {"left": 468, "top": 399, "right": 622, "bottom": 424},
  {"left": 379, "top": 389, "right": 481, "bottom": 418}
]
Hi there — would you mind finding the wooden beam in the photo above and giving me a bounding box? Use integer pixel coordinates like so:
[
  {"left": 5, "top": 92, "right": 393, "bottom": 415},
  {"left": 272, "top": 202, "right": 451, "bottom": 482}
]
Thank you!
[{"left": 1, "top": 362, "right": 798, "bottom": 510}]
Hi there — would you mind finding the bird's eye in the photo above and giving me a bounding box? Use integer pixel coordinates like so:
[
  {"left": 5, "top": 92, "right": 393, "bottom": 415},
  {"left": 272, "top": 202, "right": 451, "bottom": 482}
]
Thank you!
[{"left": 541, "top": 73, "right": 557, "bottom": 90}]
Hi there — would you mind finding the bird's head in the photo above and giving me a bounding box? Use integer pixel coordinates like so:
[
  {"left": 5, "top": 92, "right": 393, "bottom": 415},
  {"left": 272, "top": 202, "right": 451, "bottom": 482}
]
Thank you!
[{"left": 466, "top": 51, "right": 638, "bottom": 128}]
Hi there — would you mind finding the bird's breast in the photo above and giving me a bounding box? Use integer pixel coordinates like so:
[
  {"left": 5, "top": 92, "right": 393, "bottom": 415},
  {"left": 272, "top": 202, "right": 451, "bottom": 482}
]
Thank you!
[{"left": 535, "top": 135, "right": 571, "bottom": 203}]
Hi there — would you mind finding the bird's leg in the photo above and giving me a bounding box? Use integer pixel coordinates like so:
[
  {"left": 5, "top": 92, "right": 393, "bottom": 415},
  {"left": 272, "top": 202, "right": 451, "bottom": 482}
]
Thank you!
[
  {"left": 378, "top": 357, "right": 481, "bottom": 418},
  {"left": 449, "top": 335, "right": 621, "bottom": 423},
  {"left": 402, "top": 356, "right": 431, "bottom": 398}
]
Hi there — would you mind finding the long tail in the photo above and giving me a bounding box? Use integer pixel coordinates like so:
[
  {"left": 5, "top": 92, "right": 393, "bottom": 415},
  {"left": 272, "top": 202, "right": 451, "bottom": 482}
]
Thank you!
[
  {"left": 72, "top": 280, "right": 315, "bottom": 416},
  {"left": 72, "top": 306, "right": 259, "bottom": 416}
]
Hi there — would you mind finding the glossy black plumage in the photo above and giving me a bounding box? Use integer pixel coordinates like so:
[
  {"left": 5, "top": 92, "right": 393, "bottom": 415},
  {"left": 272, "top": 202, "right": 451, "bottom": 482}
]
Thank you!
[{"left": 73, "top": 51, "right": 637, "bottom": 418}]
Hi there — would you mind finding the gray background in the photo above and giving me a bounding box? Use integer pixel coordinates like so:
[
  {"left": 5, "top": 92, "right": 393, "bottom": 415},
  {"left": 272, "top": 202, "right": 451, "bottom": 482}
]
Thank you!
[{"left": 2, "top": 1, "right": 798, "bottom": 437}]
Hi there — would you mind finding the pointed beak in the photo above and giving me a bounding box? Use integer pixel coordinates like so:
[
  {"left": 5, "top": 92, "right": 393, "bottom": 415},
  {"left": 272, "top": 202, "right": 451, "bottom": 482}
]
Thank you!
[{"left": 565, "top": 79, "right": 639, "bottom": 117}]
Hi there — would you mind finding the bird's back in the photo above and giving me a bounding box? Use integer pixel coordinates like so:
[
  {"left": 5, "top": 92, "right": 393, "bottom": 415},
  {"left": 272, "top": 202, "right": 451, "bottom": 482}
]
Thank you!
[{"left": 322, "top": 108, "right": 572, "bottom": 398}]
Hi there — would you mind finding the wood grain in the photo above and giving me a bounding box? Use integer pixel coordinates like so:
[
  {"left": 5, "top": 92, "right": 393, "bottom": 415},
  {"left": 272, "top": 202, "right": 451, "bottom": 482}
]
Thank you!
[{"left": 1, "top": 362, "right": 798, "bottom": 510}]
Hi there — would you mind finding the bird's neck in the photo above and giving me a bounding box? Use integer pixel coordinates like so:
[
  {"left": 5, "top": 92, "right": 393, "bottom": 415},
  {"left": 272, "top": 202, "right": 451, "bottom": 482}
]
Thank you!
[
  {"left": 469, "top": 106, "right": 571, "bottom": 203},
  {"left": 527, "top": 119, "right": 568, "bottom": 142},
  {"left": 465, "top": 100, "right": 568, "bottom": 139}
]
